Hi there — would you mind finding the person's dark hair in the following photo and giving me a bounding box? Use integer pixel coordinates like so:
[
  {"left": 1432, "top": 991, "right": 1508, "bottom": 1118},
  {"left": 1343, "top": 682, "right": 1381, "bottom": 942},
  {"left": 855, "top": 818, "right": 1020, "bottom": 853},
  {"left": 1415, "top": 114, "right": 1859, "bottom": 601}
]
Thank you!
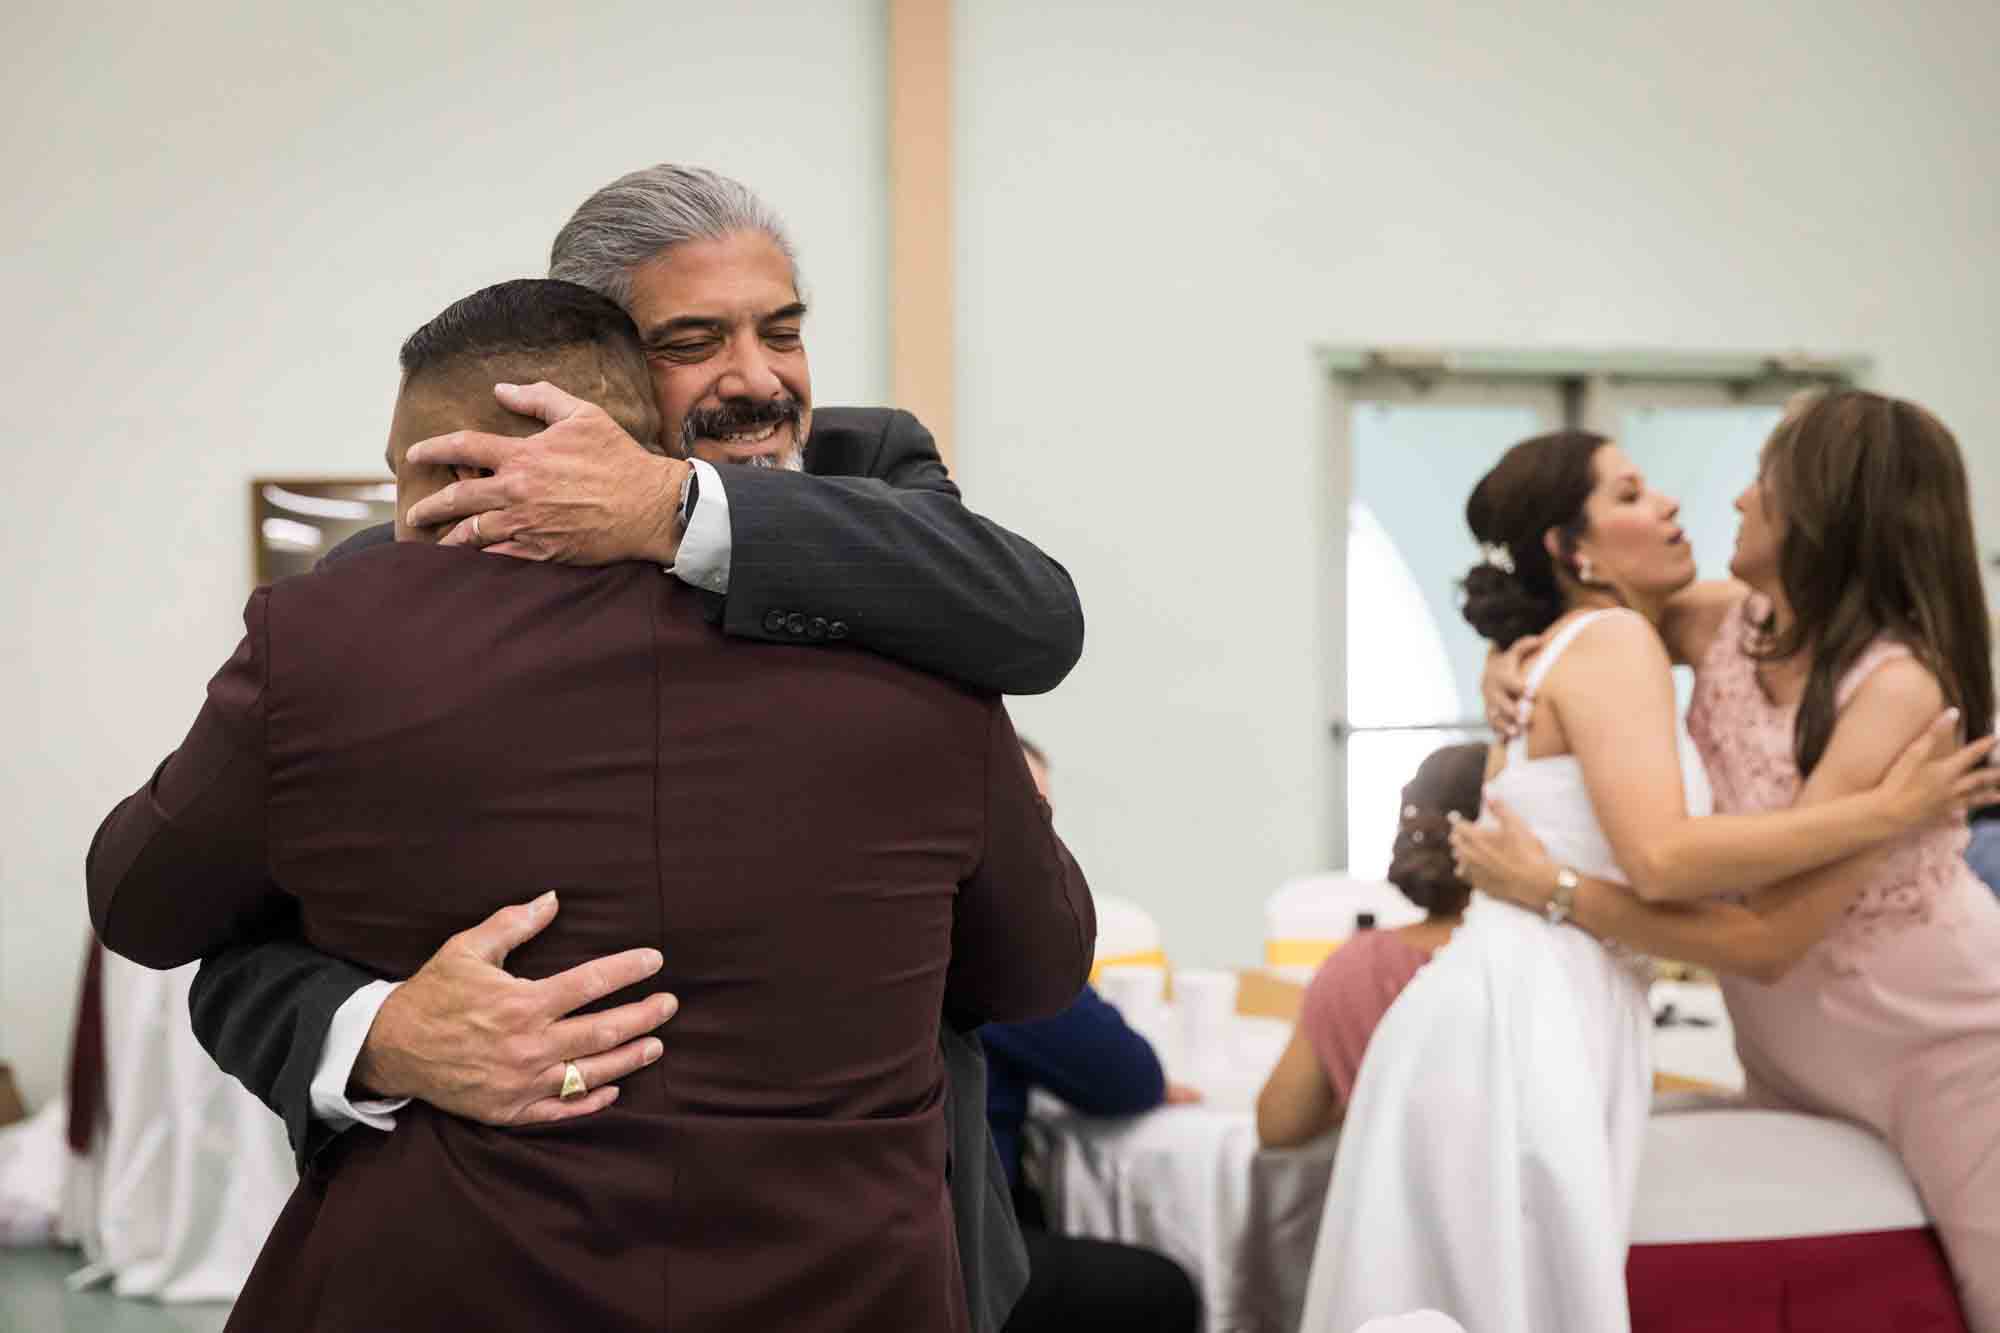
[
  {"left": 1459, "top": 431, "right": 1610, "bottom": 645},
  {"left": 398, "top": 278, "right": 645, "bottom": 384},
  {"left": 1751, "top": 390, "right": 1994, "bottom": 777},
  {"left": 1387, "top": 742, "right": 1486, "bottom": 917},
  {"left": 1018, "top": 736, "right": 1049, "bottom": 769}
]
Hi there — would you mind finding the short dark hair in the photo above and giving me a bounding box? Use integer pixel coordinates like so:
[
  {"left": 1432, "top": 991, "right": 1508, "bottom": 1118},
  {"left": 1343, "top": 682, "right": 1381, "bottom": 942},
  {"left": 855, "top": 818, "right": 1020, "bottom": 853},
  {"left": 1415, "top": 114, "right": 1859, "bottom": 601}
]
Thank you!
[{"left": 398, "top": 278, "right": 644, "bottom": 382}]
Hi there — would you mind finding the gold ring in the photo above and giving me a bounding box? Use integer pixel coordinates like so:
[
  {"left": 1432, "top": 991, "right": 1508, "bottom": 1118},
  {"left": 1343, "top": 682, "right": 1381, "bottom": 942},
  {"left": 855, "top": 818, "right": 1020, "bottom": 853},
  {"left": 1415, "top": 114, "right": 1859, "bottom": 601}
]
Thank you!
[
  {"left": 559, "top": 1062, "right": 587, "bottom": 1100},
  {"left": 471, "top": 513, "right": 485, "bottom": 544}
]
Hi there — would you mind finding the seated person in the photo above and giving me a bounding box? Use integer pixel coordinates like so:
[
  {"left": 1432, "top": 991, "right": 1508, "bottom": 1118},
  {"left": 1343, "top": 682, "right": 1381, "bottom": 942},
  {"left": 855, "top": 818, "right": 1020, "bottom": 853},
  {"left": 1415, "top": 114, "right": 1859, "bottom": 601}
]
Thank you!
[
  {"left": 1966, "top": 804, "right": 2000, "bottom": 899},
  {"left": 86, "top": 279, "right": 1095, "bottom": 1333},
  {"left": 980, "top": 740, "right": 1202, "bottom": 1333},
  {"left": 1255, "top": 742, "right": 1483, "bottom": 1148}
]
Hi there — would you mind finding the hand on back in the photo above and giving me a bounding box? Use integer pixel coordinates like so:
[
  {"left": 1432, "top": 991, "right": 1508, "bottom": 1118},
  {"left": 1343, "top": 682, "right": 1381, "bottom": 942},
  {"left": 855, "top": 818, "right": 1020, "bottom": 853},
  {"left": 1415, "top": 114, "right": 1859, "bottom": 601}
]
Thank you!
[{"left": 352, "top": 891, "right": 678, "bottom": 1126}]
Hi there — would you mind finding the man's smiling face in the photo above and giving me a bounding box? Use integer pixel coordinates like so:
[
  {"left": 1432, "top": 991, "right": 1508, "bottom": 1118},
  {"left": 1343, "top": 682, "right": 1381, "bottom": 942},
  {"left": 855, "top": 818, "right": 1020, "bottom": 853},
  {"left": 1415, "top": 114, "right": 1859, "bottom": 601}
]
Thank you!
[{"left": 626, "top": 230, "right": 811, "bottom": 470}]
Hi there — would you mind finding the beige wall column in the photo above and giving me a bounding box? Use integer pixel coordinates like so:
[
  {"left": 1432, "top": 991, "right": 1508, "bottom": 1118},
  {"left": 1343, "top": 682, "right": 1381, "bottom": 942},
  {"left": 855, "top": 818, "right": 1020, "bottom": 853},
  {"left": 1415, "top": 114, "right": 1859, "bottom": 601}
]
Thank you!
[{"left": 887, "top": 0, "right": 954, "bottom": 465}]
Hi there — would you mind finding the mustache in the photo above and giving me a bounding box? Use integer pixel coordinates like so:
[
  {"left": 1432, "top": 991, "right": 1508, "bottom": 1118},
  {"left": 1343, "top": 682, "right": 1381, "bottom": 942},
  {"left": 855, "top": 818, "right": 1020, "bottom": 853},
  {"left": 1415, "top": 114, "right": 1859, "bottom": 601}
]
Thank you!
[{"left": 681, "top": 396, "right": 804, "bottom": 454}]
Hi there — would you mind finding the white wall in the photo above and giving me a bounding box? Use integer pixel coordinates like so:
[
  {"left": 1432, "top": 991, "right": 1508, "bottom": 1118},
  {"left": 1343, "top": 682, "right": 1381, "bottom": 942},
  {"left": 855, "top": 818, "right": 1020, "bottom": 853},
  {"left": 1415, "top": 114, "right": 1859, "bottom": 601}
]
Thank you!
[
  {"left": 956, "top": 0, "right": 2000, "bottom": 968},
  {"left": 8, "top": 0, "right": 2000, "bottom": 1108},
  {"left": 0, "top": 0, "right": 888, "bottom": 1108}
]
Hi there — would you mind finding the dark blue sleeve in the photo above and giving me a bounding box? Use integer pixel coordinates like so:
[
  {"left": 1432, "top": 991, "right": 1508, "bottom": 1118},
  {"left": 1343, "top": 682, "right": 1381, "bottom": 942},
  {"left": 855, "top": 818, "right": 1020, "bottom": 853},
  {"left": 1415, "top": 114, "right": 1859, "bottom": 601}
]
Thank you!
[{"left": 979, "top": 986, "right": 1166, "bottom": 1117}]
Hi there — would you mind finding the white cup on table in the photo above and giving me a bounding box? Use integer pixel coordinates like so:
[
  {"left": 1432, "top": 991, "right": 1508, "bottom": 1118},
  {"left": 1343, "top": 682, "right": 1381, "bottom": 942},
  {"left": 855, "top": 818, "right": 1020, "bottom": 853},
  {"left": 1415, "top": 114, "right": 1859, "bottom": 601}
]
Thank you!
[{"left": 1173, "top": 968, "right": 1239, "bottom": 1077}]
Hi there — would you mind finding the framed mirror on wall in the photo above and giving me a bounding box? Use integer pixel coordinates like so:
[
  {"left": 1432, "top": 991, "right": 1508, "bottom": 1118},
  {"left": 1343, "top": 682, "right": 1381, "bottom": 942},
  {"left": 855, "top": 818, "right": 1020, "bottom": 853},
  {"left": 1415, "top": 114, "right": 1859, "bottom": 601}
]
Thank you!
[{"left": 250, "top": 478, "right": 397, "bottom": 585}]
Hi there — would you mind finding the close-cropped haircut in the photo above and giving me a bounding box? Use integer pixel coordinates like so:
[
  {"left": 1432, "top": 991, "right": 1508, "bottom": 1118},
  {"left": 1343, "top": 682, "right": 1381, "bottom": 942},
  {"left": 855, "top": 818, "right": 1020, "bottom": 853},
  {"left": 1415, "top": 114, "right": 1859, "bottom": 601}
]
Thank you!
[{"left": 398, "top": 278, "right": 646, "bottom": 384}]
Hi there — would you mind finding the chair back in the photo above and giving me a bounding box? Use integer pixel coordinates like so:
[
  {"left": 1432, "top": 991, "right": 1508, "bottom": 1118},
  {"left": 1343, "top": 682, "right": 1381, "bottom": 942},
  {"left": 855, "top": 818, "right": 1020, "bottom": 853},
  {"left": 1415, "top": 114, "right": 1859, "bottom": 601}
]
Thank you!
[
  {"left": 1089, "top": 894, "right": 1166, "bottom": 982},
  {"left": 1263, "top": 872, "right": 1425, "bottom": 977}
]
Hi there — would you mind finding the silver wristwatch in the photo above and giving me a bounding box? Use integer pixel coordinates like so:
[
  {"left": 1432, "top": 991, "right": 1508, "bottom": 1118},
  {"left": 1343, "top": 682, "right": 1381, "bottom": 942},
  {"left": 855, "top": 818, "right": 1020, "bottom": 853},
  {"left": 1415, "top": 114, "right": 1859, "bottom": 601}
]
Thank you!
[{"left": 1545, "top": 867, "right": 1580, "bottom": 927}]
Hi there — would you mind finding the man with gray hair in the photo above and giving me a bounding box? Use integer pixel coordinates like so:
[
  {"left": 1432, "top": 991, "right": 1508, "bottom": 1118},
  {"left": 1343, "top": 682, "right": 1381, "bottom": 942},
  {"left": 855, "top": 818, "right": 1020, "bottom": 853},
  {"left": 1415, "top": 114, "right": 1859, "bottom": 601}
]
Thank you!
[{"left": 187, "top": 164, "right": 1082, "bottom": 1330}]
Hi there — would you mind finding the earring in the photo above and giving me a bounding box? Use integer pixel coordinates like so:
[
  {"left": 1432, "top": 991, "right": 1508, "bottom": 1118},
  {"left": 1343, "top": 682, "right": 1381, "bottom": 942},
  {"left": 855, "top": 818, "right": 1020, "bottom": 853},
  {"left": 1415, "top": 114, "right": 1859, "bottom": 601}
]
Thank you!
[{"left": 1577, "top": 556, "right": 1596, "bottom": 584}]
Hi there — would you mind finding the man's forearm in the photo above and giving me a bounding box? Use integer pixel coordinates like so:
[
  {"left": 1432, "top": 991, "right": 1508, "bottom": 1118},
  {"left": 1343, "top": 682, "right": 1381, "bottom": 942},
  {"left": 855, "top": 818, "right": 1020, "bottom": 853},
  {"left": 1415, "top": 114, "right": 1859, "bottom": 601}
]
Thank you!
[
  {"left": 720, "top": 468, "right": 1085, "bottom": 695},
  {"left": 190, "top": 937, "right": 380, "bottom": 1169}
]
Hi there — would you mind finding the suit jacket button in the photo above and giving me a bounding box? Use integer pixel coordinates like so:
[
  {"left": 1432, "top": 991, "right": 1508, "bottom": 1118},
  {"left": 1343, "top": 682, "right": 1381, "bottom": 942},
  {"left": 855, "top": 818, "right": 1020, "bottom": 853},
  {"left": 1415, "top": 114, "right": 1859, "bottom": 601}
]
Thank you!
[
  {"left": 763, "top": 609, "right": 787, "bottom": 633},
  {"left": 786, "top": 613, "right": 807, "bottom": 637},
  {"left": 807, "top": 617, "right": 828, "bottom": 641},
  {"left": 828, "top": 621, "right": 850, "bottom": 641}
]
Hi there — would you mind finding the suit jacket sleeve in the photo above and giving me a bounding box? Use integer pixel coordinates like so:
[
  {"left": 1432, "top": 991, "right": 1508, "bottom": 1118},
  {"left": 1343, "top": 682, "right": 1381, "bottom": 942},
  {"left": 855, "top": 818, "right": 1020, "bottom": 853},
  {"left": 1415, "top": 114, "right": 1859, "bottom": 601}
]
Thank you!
[
  {"left": 189, "top": 920, "right": 374, "bottom": 1172},
  {"left": 713, "top": 409, "right": 1085, "bottom": 696},
  {"left": 945, "top": 702, "right": 1096, "bottom": 1029},
  {"left": 175, "top": 536, "right": 393, "bottom": 1171},
  {"left": 87, "top": 588, "right": 283, "bottom": 968}
]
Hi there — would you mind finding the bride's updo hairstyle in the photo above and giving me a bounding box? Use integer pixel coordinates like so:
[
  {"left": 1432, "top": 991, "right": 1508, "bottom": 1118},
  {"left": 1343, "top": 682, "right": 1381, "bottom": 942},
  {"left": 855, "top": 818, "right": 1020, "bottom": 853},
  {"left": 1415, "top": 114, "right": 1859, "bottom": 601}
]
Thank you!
[{"left": 1459, "top": 431, "right": 1610, "bottom": 646}]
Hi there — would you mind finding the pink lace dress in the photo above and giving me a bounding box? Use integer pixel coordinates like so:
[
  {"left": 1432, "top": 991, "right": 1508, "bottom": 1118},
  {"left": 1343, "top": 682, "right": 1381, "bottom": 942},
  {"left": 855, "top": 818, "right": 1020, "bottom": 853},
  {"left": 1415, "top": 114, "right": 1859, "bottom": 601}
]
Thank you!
[{"left": 1688, "top": 596, "right": 2000, "bottom": 1332}]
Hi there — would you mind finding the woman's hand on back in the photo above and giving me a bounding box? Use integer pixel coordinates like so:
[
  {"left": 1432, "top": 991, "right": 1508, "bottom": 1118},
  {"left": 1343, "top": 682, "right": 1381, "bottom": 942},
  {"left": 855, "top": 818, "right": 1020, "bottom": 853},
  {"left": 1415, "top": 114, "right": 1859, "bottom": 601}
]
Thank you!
[
  {"left": 1481, "top": 636, "right": 1544, "bottom": 738},
  {"left": 1448, "top": 799, "right": 1559, "bottom": 913}
]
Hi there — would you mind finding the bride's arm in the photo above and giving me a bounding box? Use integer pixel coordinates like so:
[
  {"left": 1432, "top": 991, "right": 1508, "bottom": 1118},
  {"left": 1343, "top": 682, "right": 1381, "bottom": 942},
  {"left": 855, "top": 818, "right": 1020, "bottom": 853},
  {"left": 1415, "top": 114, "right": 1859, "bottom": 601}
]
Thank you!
[
  {"left": 1454, "top": 803, "right": 1883, "bottom": 983},
  {"left": 1549, "top": 614, "right": 1989, "bottom": 902},
  {"left": 1457, "top": 659, "right": 1954, "bottom": 979}
]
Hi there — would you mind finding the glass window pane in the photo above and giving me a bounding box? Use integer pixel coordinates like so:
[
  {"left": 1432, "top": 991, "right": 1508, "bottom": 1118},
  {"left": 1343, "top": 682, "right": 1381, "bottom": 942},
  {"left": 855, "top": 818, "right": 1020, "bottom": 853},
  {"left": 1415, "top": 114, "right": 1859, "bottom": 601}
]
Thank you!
[{"left": 1346, "top": 402, "right": 1547, "bottom": 876}]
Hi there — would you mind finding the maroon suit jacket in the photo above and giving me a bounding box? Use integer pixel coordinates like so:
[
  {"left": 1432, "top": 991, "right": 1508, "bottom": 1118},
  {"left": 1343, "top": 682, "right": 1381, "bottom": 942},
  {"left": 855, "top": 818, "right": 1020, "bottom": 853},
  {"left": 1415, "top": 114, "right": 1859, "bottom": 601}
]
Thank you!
[{"left": 87, "top": 541, "right": 1094, "bottom": 1332}]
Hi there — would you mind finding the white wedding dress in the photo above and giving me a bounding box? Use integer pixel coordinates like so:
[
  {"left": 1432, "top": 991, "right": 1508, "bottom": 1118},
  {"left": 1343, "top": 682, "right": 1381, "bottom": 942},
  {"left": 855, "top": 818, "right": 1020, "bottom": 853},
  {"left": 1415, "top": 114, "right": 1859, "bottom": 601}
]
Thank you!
[{"left": 1301, "top": 609, "right": 1712, "bottom": 1333}]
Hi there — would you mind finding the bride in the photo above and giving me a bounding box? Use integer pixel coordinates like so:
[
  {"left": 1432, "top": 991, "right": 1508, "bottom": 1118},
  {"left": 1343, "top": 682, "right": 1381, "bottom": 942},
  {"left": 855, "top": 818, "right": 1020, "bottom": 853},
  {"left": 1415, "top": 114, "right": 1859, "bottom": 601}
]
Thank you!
[{"left": 1299, "top": 428, "right": 1999, "bottom": 1333}]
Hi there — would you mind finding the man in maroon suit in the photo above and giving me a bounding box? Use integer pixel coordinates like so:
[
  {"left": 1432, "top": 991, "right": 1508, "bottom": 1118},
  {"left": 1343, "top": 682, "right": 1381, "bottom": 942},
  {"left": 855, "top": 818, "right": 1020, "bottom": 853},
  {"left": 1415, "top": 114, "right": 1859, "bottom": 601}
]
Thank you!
[{"left": 88, "top": 278, "right": 1095, "bottom": 1331}]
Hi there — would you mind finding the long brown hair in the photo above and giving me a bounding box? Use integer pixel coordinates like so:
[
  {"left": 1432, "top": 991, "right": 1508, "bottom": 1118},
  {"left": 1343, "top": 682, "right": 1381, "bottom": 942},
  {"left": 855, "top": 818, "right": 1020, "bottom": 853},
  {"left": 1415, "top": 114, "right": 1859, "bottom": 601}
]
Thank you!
[{"left": 1754, "top": 390, "right": 1993, "bottom": 776}]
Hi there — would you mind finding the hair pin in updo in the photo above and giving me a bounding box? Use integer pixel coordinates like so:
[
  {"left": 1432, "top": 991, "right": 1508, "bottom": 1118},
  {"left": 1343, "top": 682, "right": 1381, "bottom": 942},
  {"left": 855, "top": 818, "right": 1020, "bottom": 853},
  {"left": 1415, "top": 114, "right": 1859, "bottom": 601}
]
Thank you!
[{"left": 1479, "top": 542, "right": 1516, "bottom": 575}]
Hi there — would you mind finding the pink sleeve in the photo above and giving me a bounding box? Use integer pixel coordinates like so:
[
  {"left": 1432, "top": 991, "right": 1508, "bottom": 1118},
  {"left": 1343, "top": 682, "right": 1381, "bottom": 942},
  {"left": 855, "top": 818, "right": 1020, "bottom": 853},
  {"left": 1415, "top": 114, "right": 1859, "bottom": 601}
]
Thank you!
[
  {"left": 1297, "top": 932, "right": 1429, "bottom": 1105},
  {"left": 1835, "top": 638, "right": 1916, "bottom": 711}
]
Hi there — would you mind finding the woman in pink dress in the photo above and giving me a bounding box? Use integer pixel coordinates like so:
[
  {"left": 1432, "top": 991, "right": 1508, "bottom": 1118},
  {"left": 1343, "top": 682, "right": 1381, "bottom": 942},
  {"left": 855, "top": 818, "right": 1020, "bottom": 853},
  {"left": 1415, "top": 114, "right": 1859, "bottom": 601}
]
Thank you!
[{"left": 1458, "top": 390, "right": 2000, "bottom": 1330}]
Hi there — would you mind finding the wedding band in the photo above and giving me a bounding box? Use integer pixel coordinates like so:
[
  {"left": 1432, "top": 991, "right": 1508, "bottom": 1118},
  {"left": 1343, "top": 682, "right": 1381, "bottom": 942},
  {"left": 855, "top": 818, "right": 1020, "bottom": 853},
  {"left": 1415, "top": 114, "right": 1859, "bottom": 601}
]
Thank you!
[
  {"left": 471, "top": 513, "right": 485, "bottom": 544},
  {"left": 559, "top": 1062, "right": 587, "bottom": 1100}
]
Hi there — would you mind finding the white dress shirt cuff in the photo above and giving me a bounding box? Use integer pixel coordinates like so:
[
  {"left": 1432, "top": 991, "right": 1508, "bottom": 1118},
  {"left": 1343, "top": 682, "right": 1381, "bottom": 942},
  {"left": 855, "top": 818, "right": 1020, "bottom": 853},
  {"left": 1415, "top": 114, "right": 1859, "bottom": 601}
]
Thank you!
[
  {"left": 666, "top": 458, "right": 732, "bottom": 594},
  {"left": 309, "top": 979, "right": 410, "bottom": 1133}
]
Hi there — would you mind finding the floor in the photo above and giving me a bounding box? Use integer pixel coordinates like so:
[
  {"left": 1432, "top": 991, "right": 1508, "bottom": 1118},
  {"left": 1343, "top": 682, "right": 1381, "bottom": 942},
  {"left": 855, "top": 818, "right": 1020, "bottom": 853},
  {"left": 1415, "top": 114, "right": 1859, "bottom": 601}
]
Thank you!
[{"left": 0, "top": 1248, "right": 231, "bottom": 1332}]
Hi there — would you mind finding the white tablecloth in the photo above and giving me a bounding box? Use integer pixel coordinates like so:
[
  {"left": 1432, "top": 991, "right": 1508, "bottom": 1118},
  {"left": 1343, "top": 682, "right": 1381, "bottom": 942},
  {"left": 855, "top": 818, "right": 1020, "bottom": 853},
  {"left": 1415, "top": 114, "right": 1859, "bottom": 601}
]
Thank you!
[
  {"left": 1036, "top": 984, "right": 1748, "bottom": 1333},
  {"left": 62, "top": 954, "right": 294, "bottom": 1303},
  {"left": 1036, "top": 1014, "right": 1334, "bottom": 1333}
]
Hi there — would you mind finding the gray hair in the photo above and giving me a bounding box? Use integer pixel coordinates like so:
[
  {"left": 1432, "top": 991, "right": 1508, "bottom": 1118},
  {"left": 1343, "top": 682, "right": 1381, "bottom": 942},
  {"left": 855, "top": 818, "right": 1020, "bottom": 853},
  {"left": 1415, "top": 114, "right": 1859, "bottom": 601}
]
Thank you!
[{"left": 548, "top": 164, "right": 799, "bottom": 309}]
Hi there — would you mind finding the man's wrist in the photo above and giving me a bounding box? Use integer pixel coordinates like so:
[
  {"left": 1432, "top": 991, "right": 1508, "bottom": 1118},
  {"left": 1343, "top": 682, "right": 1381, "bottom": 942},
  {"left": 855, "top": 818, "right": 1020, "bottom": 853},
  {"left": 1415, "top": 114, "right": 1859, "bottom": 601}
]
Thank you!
[
  {"left": 637, "top": 456, "right": 693, "bottom": 566},
  {"left": 349, "top": 982, "right": 414, "bottom": 1101},
  {"left": 313, "top": 979, "right": 409, "bottom": 1131}
]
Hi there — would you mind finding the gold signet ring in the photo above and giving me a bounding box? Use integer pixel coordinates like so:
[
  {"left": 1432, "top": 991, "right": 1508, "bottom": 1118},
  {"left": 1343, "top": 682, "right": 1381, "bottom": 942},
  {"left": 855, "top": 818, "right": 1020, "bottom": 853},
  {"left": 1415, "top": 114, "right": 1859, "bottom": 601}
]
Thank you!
[{"left": 559, "top": 1062, "right": 587, "bottom": 1100}]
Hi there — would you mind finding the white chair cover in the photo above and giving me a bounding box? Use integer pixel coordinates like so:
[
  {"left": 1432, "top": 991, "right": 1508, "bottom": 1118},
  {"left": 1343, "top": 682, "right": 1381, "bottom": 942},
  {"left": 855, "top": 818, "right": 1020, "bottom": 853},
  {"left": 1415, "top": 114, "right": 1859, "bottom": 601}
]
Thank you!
[
  {"left": 61, "top": 954, "right": 293, "bottom": 1302},
  {"left": 1090, "top": 893, "right": 1166, "bottom": 980},
  {"left": 1263, "top": 873, "right": 1425, "bottom": 977}
]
